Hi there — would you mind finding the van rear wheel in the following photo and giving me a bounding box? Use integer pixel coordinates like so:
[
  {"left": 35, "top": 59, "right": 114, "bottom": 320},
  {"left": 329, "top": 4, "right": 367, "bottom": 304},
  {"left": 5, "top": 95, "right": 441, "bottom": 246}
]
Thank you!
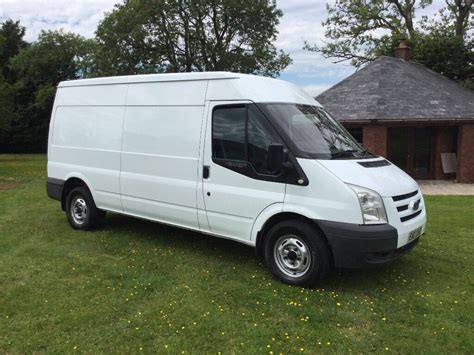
[
  {"left": 264, "top": 220, "right": 330, "bottom": 287},
  {"left": 65, "top": 186, "right": 105, "bottom": 230}
]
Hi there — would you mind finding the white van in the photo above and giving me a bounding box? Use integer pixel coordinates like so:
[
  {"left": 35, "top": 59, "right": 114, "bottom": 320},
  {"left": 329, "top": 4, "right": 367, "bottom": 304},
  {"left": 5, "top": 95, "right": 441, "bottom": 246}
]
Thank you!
[{"left": 47, "top": 72, "right": 426, "bottom": 286}]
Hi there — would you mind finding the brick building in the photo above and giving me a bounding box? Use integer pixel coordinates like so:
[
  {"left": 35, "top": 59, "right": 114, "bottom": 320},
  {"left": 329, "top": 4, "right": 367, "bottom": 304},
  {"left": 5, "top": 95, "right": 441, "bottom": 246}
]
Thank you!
[{"left": 316, "top": 48, "right": 474, "bottom": 183}]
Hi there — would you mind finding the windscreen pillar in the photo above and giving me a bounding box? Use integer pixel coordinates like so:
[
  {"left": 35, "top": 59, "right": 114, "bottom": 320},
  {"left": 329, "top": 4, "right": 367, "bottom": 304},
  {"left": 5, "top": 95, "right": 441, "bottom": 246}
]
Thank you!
[
  {"left": 362, "top": 125, "right": 387, "bottom": 158},
  {"left": 457, "top": 123, "right": 474, "bottom": 183}
]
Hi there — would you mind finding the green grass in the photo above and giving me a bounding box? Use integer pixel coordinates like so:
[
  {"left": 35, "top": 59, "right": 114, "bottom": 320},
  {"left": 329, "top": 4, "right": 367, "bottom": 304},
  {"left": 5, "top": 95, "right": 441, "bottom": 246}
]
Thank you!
[{"left": 0, "top": 155, "right": 473, "bottom": 353}]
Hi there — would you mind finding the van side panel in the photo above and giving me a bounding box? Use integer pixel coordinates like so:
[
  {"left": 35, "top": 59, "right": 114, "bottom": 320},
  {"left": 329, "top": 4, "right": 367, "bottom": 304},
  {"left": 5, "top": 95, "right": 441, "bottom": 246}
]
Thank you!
[
  {"left": 126, "top": 81, "right": 206, "bottom": 106},
  {"left": 55, "top": 85, "right": 128, "bottom": 106},
  {"left": 48, "top": 85, "right": 128, "bottom": 212},
  {"left": 120, "top": 81, "right": 207, "bottom": 230}
]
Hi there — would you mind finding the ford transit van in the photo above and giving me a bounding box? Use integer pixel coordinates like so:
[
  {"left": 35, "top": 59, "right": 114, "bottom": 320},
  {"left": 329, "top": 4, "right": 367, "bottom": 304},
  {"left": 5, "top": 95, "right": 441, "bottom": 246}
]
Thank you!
[{"left": 46, "top": 72, "right": 426, "bottom": 286}]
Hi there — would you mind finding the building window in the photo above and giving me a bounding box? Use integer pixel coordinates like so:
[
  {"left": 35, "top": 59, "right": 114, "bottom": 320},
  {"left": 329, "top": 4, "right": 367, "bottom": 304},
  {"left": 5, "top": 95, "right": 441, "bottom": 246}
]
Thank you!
[{"left": 346, "top": 127, "right": 363, "bottom": 144}]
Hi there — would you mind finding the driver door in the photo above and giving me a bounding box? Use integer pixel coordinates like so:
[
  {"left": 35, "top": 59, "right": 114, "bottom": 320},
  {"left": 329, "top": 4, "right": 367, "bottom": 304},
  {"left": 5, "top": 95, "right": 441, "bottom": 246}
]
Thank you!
[{"left": 200, "top": 101, "right": 286, "bottom": 242}]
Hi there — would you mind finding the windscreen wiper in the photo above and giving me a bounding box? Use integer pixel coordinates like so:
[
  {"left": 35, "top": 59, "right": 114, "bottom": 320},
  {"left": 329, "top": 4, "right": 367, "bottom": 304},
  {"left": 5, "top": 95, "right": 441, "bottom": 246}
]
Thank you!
[
  {"left": 330, "top": 149, "right": 359, "bottom": 159},
  {"left": 361, "top": 149, "right": 375, "bottom": 158}
]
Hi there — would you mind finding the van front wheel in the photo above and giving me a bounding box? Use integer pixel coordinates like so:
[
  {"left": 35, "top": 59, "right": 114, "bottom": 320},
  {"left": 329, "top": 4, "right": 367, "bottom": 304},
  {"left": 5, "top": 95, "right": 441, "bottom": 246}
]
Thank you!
[
  {"left": 65, "top": 186, "right": 105, "bottom": 230},
  {"left": 264, "top": 220, "right": 330, "bottom": 287}
]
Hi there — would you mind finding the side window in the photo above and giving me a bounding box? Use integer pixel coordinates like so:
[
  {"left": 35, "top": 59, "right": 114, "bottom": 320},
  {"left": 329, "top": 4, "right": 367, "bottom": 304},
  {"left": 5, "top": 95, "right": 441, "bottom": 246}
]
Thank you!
[
  {"left": 247, "top": 105, "right": 283, "bottom": 175},
  {"left": 212, "top": 106, "right": 246, "bottom": 161},
  {"left": 212, "top": 104, "right": 284, "bottom": 176}
]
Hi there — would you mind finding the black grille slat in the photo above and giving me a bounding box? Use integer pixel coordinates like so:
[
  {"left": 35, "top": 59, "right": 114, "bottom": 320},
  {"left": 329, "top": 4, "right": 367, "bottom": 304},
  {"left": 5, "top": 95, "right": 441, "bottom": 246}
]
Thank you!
[
  {"left": 397, "top": 205, "right": 409, "bottom": 212},
  {"left": 358, "top": 160, "right": 391, "bottom": 168},
  {"left": 392, "top": 190, "right": 418, "bottom": 202},
  {"left": 400, "top": 210, "right": 422, "bottom": 222}
]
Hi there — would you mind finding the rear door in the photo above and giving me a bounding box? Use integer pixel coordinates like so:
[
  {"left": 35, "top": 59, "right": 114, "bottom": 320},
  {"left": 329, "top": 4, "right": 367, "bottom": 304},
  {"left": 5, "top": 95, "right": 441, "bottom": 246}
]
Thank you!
[{"left": 200, "top": 101, "right": 286, "bottom": 242}]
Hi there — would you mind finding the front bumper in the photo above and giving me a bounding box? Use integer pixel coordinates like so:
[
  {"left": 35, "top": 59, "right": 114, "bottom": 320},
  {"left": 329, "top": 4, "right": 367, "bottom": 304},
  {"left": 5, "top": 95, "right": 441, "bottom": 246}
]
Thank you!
[{"left": 317, "top": 220, "right": 421, "bottom": 268}]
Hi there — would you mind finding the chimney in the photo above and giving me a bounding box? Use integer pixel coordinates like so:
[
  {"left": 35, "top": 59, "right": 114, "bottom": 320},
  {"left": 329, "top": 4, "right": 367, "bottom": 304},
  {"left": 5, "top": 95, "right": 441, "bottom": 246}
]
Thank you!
[{"left": 394, "top": 39, "right": 411, "bottom": 61}]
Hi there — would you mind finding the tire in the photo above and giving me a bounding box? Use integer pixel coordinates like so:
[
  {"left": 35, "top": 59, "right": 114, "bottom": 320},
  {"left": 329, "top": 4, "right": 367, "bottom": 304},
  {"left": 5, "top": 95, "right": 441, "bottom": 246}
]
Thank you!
[
  {"left": 264, "top": 220, "right": 330, "bottom": 287},
  {"left": 65, "top": 186, "right": 105, "bottom": 230}
]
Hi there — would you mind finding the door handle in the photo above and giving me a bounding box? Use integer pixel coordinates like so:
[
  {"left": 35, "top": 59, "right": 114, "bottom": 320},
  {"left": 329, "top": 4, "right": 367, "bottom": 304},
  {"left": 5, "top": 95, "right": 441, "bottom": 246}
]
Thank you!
[{"left": 203, "top": 165, "right": 210, "bottom": 179}]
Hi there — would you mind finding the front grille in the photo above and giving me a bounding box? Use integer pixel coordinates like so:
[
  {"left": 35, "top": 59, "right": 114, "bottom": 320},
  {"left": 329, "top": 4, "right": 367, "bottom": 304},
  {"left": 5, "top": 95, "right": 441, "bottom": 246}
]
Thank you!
[
  {"left": 400, "top": 209, "right": 422, "bottom": 222},
  {"left": 392, "top": 190, "right": 423, "bottom": 223},
  {"left": 392, "top": 190, "right": 418, "bottom": 201},
  {"left": 397, "top": 204, "right": 409, "bottom": 212}
]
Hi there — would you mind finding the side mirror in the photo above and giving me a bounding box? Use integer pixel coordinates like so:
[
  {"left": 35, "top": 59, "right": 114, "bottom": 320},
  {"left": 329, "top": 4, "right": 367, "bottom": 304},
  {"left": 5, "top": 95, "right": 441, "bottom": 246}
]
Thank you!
[{"left": 267, "top": 143, "right": 285, "bottom": 173}]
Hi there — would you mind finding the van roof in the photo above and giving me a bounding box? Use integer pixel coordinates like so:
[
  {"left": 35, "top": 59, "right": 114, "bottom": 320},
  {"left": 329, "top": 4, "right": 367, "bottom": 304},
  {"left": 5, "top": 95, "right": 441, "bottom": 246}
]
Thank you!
[
  {"left": 57, "top": 71, "right": 319, "bottom": 107},
  {"left": 58, "top": 71, "right": 248, "bottom": 87}
]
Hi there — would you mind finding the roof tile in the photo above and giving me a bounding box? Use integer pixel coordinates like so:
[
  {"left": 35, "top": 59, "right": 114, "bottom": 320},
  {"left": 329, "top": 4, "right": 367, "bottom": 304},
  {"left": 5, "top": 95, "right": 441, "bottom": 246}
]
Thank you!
[{"left": 316, "top": 56, "right": 474, "bottom": 122}]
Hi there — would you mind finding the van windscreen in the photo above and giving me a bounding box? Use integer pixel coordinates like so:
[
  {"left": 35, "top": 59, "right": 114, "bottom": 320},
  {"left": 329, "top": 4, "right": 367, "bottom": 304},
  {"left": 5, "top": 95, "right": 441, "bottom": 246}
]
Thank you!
[{"left": 259, "top": 103, "right": 367, "bottom": 160}]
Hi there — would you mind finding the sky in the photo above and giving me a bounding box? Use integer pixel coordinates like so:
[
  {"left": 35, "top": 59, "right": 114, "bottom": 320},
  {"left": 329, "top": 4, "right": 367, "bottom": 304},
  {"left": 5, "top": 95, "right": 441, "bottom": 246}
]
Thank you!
[{"left": 0, "top": 0, "right": 445, "bottom": 96}]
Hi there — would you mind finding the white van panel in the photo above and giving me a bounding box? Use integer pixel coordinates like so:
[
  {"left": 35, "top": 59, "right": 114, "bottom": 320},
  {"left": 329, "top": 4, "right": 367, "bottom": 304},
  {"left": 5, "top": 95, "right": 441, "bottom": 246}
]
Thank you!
[
  {"left": 121, "top": 106, "right": 202, "bottom": 157},
  {"left": 206, "top": 76, "right": 319, "bottom": 105},
  {"left": 52, "top": 106, "right": 123, "bottom": 150},
  {"left": 284, "top": 159, "right": 363, "bottom": 224},
  {"left": 317, "top": 159, "right": 419, "bottom": 198},
  {"left": 54, "top": 85, "right": 128, "bottom": 106},
  {"left": 202, "top": 170, "right": 285, "bottom": 240},
  {"left": 49, "top": 105, "right": 125, "bottom": 211},
  {"left": 48, "top": 148, "right": 122, "bottom": 211},
  {"left": 127, "top": 81, "right": 207, "bottom": 106},
  {"left": 120, "top": 105, "right": 204, "bottom": 230}
]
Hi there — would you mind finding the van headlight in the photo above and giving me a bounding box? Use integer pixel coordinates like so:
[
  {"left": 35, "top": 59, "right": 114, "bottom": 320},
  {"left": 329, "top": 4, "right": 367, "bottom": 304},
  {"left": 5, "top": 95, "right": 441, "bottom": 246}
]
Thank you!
[{"left": 347, "top": 184, "right": 387, "bottom": 224}]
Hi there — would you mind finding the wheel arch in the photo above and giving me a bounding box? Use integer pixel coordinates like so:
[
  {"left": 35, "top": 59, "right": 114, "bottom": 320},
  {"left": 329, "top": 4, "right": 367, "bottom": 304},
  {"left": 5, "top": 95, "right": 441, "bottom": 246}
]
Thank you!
[
  {"left": 61, "top": 175, "right": 94, "bottom": 211},
  {"left": 254, "top": 210, "right": 333, "bottom": 264}
]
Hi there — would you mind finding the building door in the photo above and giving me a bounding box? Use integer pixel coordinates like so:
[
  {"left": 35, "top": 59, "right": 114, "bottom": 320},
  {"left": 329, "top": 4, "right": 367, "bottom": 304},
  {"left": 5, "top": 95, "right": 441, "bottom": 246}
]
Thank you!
[{"left": 388, "top": 127, "right": 433, "bottom": 179}]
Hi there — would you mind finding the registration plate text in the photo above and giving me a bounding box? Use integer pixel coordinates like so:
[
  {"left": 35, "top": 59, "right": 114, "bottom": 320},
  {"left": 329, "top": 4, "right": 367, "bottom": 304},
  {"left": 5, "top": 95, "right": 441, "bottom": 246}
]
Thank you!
[{"left": 408, "top": 226, "right": 422, "bottom": 242}]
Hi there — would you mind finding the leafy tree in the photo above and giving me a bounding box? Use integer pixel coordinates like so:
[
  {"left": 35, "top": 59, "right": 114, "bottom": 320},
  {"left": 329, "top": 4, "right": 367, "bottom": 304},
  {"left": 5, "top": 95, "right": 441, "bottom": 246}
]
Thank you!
[
  {"left": 304, "top": 0, "right": 430, "bottom": 67},
  {"left": 415, "top": 5, "right": 474, "bottom": 86},
  {"left": 94, "top": 0, "right": 291, "bottom": 77},
  {"left": 12, "top": 30, "right": 95, "bottom": 86},
  {"left": 0, "top": 19, "right": 27, "bottom": 82},
  {"left": 445, "top": 0, "right": 474, "bottom": 37},
  {"left": 0, "top": 77, "right": 15, "bottom": 146},
  {"left": 304, "top": 0, "right": 473, "bottom": 79},
  {"left": 0, "top": 20, "right": 27, "bottom": 151},
  {"left": 2, "top": 30, "right": 94, "bottom": 152}
]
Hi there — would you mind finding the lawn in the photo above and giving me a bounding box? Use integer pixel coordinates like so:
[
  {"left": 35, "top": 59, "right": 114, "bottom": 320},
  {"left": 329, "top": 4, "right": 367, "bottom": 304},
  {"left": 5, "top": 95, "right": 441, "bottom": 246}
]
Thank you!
[{"left": 0, "top": 154, "right": 473, "bottom": 353}]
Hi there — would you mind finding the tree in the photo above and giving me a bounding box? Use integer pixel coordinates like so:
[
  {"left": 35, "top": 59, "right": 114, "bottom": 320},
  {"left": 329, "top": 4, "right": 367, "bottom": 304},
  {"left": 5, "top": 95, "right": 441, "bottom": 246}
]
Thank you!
[
  {"left": 12, "top": 30, "right": 94, "bottom": 86},
  {"left": 0, "top": 77, "right": 15, "bottom": 146},
  {"left": 0, "top": 20, "right": 27, "bottom": 151},
  {"left": 304, "top": 0, "right": 472, "bottom": 66},
  {"left": 446, "top": 0, "right": 473, "bottom": 37},
  {"left": 414, "top": 16, "right": 473, "bottom": 85},
  {"left": 2, "top": 30, "right": 94, "bottom": 152},
  {"left": 93, "top": 0, "right": 291, "bottom": 77},
  {"left": 0, "top": 19, "right": 27, "bottom": 82}
]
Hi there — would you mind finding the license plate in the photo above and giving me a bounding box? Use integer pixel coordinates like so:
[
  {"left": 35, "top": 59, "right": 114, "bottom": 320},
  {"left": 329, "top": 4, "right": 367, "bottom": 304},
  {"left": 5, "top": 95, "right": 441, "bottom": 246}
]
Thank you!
[{"left": 408, "top": 226, "right": 422, "bottom": 242}]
